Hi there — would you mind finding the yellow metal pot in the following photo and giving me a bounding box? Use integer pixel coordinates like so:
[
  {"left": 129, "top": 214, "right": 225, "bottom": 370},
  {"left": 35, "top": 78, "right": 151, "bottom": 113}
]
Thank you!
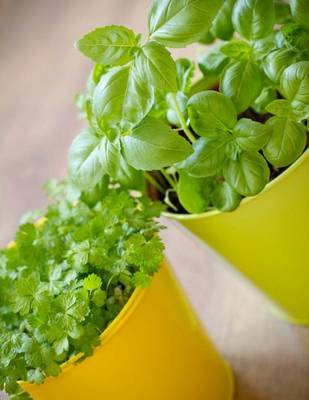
[
  {"left": 167, "top": 150, "right": 309, "bottom": 324},
  {"left": 20, "top": 260, "right": 233, "bottom": 400}
]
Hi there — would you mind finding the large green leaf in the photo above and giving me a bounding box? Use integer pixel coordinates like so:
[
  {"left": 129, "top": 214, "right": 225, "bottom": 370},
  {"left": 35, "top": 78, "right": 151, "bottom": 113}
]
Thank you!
[
  {"left": 232, "top": 118, "right": 271, "bottom": 151},
  {"left": 148, "top": 0, "right": 223, "bottom": 47},
  {"left": 92, "top": 65, "right": 154, "bottom": 133},
  {"left": 220, "top": 60, "right": 262, "bottom": 112},
  {"left": 232, "top": 0, "right": 275, "bottom": 40},
  {"left": 223, "top": 151, "right": 270, "bottom": 196},
  {"left": 210, "top": 0, "right": 236, "bottom": 40},
  {"left": 188, "top": 91, "right": 237, "bottom": 137},
  {"left": 280, "top": 61, "right": 309, "bottom": 105},
  {"left": 252, "top": 87, "right": 277, "bottom": 114},
  {"left": 122, "top": 117, "right": 192, "bottom": 170},
  {"left": 274, "top": 0, "right": 291, "bottom": 24},
  {"left": 134, "top": 41, "right": 177, "bottom": 93},
  {"left": 100, "top": 138, "right": 144, "bottom": 189},
  {"left": 265, "top": 99, "right": 294, "bottom": 118},
  {"left": 198, "top": 43, "right": 229, "bottom": 75},
  {"left": 290, "top": 0, "right": 309, "bottom": 30},
  {"left": 212, "top": 181, "right": 242, "bottom": 211},
  {"left": 263, "top": 49, "right": 297, "bottom": 84},
  {"left": 177, "top": 171, "right": 212, "bottom": 213},
  {"left": 75, "top": 26, "right": 139, "bottom": 65},
  {"left": 263, "top": 116, "right": 307, "bottom": 167},
  {"left": 180, "top": 135, "right": 230, "bottom": 177},
  {"left": 68, "top": 130, "right": 104, "bottom": 190}
]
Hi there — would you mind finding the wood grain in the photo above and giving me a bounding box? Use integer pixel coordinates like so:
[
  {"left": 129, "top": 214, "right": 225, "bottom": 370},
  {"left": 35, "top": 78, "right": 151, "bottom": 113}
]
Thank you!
[{"left": 1, "top": 1, "right": 308, "bottom": 399}]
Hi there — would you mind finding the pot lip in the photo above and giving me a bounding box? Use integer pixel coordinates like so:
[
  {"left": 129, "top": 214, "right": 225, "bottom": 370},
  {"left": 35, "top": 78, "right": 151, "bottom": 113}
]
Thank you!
[
  {"left": 164, "top": 148, "right": 309, "bottom": 220},
  {"left": 18, "top": 254, "right": 165, "bottom": 388}
]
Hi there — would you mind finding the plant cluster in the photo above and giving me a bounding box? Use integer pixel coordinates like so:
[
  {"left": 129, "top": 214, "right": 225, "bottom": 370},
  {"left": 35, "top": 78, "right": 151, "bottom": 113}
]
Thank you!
[
  {"left": 0, "top": 180, "right": 164, "bottom": 399},
  {"left": 71, "top": 0, "right": 309, "bottom": 214}
]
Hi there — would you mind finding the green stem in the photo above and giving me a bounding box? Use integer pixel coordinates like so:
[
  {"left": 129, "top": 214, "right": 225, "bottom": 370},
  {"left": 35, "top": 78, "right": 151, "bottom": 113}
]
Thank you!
[
  {"left": 144, "top": 172, "right": 165, "bottom": 194},
  {"left": 171, "top": 92, "right": 196, "bottom": 143},
  {"left": 160, "top": 169, "right": 177, "bottom": 191}
]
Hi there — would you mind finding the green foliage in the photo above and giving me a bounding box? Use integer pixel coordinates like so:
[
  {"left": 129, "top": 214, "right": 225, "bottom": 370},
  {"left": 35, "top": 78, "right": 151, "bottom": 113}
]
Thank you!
[
  {"left": 210, "top": 0, "right": 236, "bottom": 40},
  {"left": 198, "top": 43, "right": 229, "bottom": 76},
  {"left": 264, "top": 116, "right": 307, "bottom": 167},
  {"left": 122, "top": 117, "right": 192, "bottom": 170},
  {"left": 71, "top": 0, "right": 308, "bottom": 215},
  {"left": 290, "top": 0, "right": 309, "bottom": 30},
  {"left": 68, "top": 129, "right": 104, "bottom": 190},
  {"left": 223, "top": 152, "right": 270, "bottom": 196},
  {"left": 188, "top": 91, "right": 237, "bottom": 137},
  {"left": 148, "top": 0, "right": 224, "bottom": 47},
  {"left": 220, "top": 60, "right": 262, "bottom": 112},
  {"left": 232, "top": 0, "right": 275, "bottom": 40},
  {"left": 177, "top": 172, "right": 212, "bottom": 214},
  {"left": 135, "top": 41, "right": 177, "bottom": 93},
  {"left": 75, "top": 26, "right": 140, "bottom": 66},
  {"left": 92, "top": 65, "right": 154, "bottom": 134},
  {"left": 0, "top": 181, "right": 164, "bottom": 398}
]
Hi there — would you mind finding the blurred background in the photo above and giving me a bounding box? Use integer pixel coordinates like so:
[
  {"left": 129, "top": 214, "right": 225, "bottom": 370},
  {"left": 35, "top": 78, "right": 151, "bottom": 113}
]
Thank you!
[{"left": 0, "top": 1, "right": 309, "bottom": 399}]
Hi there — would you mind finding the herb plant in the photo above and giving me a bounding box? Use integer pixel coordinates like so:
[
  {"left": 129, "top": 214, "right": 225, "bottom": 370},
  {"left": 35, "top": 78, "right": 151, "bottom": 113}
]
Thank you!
[
  {"left": 70, "top": 0, "right": 308, "bottom": 214},
  {"left": 0, "top": 180, "right": 164, "bottom": 399}
]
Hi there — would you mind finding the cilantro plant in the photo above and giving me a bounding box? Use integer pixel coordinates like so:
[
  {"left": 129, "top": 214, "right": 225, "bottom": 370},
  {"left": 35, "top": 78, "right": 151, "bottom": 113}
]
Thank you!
[
  {"left": 0, "top": 180, "right": 164, "bottom": 399},
  {"left": 70, "top": 0, "right": 308, "bottom": 214}
]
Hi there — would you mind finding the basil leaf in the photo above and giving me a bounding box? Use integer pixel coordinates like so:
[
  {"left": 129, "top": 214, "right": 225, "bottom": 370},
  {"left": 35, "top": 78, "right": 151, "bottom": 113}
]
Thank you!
[
  {"left": 220, "top": 40, "right": 251, "bottom": 60},
  {"left": 166, "top": 92, "right": 188, "bottom": 127},
  {"left": 263, "top": 116, "right": 307, "bottom": 167},
  {"left": 188, "top": 91, "right": 237, "bottom": 138},
  {"left": 280, "top": 23, "right": 309, "bottom": 51},
  {"left": 232, "top": 118, "right": 271, "bottom": 151},
  {"left": 122, "top": 117, "right": 192, "bottom": 170},
  {"left": 280, "top": 61, "right": 309, "bottom": 105},
  {"left": 274, "top": 0, "right": 291, "bottom": 24},
  {"left": 198, "top": 43, "right": 229, "bottom": 75},
  {"left": 265, "top": 99, "right": 293, "bottom": 117},
  {"left": 68, "top": 130, "right": 104, "bottom": 190},
  {"left": 92, "top": 65, "right": 154, "bottom": 133},
  {"left": 223, "top": 151, "right": 270, "bottom": 196},
  {"left": 148, "top": 0, "right": 224, "bottom": 48},
  {"left": 75, "top": 26, "right": 139, "bottom": 65},
  {"left": 134, "top": 41, "right": 177, "bottom": 93},
  {"left": 263, "top": 49, "right": 298, "bottom": 84},
  {"left": 198, "top": 30, "right": 215, "bottom": 45},
  {"left": 232, "top": 0, "right": 275, "bottom": 40},
  {"left": 290, "top": 0, "right": 309, "bottom": 30},
  {"left": 212, "top": 181, "right": 242, "bottom": 212},
  {"left": 177, "top": 171, "right": 212, "bottom": 213},
  {"left": 180, "top": 135, "right": 230, "bottom": 177},
  {"left": 80, "top": 176, "right": 109, "bottom": 208},
  {"left": 291, "top": 101, "right": 309, "bottom": 121},
  {"left": 252, "top": 34, "right": 276, "bottom": 61},
  {"left": 100, "top": 138, "right": 144, "bottom": 189},
  {"left": 86, "top": 64, "right": 107, "bottom": 95},
  {"left": 220, "top": 60, "right": 262, "bottom": 112},
  {"left": 176, "top": 58, "right": 195, "bottom": 94},
  {"left": 252, "top": 87, "right": 277, "bottom": 114},
  {"left": 210, "top": 0, "right": 236, "bottom": 40}
]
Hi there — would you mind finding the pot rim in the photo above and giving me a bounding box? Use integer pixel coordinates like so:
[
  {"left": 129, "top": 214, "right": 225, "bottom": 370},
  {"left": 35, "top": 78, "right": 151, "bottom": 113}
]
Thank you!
[{"left": 164, "top": 148, "right": 309, "bottom": 220}]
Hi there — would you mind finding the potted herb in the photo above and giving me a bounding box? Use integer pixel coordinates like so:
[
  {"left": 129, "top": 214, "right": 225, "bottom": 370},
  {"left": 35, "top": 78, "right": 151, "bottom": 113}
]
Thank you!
[
  {"left": 0, "top": 181, "right": 233, "bottom": 400},
  {"left": 70, "top": 0, "right": 309, "bottom": 323}
]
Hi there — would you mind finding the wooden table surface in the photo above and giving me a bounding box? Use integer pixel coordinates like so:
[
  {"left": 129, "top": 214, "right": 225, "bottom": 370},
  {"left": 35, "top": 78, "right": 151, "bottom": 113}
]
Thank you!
[{"left": 1, "top": 1, "right": 308, "bottom": 399}]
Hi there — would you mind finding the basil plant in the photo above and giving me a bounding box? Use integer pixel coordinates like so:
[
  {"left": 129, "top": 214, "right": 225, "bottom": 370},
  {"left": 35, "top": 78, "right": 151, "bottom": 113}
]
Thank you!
[{"left": 69, "top": 0, "right": 309, "bottom": 214}]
